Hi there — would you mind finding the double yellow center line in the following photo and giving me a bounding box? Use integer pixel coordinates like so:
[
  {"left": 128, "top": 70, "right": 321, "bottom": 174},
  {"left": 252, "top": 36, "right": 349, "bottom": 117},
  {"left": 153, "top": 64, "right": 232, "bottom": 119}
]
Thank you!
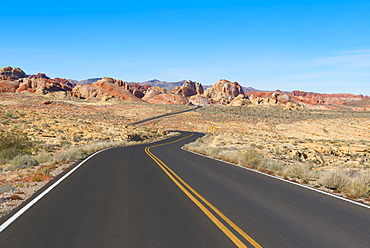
[{"left": 145, "top": 134, "right": 262, "bottom": 248}]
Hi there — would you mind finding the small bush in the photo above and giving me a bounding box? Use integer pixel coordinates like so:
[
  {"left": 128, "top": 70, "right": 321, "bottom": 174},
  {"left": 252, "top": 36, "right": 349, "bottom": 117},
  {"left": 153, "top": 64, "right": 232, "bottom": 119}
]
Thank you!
[
  {"left": 318, "top": 169, "right": 351, "bottom": 190},
  {"left": 0, "top": 132, "right": 30, "bottom": 150},
  {"left": 0, "top": 147, "right": 19, "bottom": 163},
  {"left": 347, "top": 170, "right": 370, "bottom": 197},
  {"left": 283, "top": 163, "right": 312, "bottom": 181},
  {"left": 33, "top": 152, "right": 52, "bottom": 163},
  {"left": 6, "top": 155, "right": 39, "bottom": 171},
  {"left": 239, "top": 149, "right": 262, "bottom": 169},
  {"left": 32, "top": 175, "right": 43, "bottom": 182},
  {"left": 53, "top": 148, "right": 86, "bottom": 163}
]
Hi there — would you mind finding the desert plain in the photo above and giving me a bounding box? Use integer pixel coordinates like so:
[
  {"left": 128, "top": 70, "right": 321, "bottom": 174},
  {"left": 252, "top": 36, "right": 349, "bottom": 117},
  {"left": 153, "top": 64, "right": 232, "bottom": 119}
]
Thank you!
[{"left": 0, "top": 73, "right": 370, "bottom": 217}]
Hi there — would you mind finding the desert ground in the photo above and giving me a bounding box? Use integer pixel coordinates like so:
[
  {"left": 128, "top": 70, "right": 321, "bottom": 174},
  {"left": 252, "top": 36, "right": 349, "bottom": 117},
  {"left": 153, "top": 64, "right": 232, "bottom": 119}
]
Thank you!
[{"left": 1, "top": 92, "right": 369, "bottom": 217}]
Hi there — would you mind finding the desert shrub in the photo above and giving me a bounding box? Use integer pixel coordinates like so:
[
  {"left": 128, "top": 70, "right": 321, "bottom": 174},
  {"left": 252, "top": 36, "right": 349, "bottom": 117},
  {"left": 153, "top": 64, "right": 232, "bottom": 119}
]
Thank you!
[
  {"left": 266, "top": 159, "right": 283, "bottom": 171},
  {"left": 283, "top": 163, "right": 312, "bottom": 181},
  {"left": 0, "top": 147, "right": 19, "bottom": 163},
  {"left": 218, "top": 149, "right": 239, "bottom": 164},
  {"left": 347, "top": 170, "right": 370, "bottom": 197},
  {"left": 208, "top": 147, "right": 222, "bottom": 156},
  {"left": 53, "top": 148, "right": 86, "bottom": 163},
  {"left": 33, "top": 152, "right": 52, "bottom": 163},
  {"left": 0, "top": 132, "right": 30, "bottom": 150},
  {"left": 239, "top": 149, "right": 262, "bottom": 169},
  {"left": 6, "top": 155, "right": 39, "bottom": 171},
  {"left": 318, "top": 169, "right": 351, "bottom": 190}
]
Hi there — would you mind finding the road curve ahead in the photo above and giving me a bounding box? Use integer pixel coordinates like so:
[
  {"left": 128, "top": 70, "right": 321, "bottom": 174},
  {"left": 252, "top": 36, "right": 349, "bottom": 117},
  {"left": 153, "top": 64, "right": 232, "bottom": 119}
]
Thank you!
[{"left": 0, "top": 132, "right": 369, "bottom": 247}]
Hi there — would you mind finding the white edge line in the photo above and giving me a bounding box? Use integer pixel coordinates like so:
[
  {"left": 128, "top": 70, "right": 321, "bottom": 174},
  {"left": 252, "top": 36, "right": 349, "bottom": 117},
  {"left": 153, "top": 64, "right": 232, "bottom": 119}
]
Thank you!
[
  {"left": 181, "top": 147, "right": 370, "bottom": 210},
  {"left": 0, "top": 134, "right": 181, "bottom": 233}
]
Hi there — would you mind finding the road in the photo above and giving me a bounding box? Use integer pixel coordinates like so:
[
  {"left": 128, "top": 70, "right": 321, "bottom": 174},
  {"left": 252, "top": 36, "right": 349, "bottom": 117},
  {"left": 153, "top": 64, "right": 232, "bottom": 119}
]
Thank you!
[
  {"left": 128, "top": 106, "right": 201, "bottom": 125},
  {"left": 0, "top": 132, "right": 369, "bottom": 247}
]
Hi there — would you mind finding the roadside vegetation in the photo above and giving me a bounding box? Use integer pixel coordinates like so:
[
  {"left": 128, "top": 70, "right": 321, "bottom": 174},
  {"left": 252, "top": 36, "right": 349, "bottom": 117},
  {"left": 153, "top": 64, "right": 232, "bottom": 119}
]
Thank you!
[{"left": 184, "top": 134, "right": 370, "bottom": 204}]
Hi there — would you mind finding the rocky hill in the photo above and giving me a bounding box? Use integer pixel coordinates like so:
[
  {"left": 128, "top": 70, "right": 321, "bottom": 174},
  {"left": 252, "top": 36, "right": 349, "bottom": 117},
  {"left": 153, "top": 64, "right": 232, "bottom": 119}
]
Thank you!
[{"left": 1, "top": 66, "right": 368, "bottom": 110}]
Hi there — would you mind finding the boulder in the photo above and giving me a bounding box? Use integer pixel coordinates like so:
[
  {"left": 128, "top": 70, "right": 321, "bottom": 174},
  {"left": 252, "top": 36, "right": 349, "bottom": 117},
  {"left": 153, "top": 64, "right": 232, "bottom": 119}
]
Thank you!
[
  {"left": 229, "top": 94, "right": 251, "bottom": 106},
  {"left": 189, "top": 95, "right": 209, "bottom": 106},
  {"left": 142, "top": 87, "right": 167, "bottom": 101}
]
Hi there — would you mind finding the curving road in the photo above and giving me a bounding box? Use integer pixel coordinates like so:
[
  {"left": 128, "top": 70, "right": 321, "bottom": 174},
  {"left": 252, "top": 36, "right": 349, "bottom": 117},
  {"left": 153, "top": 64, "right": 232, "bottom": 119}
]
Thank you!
[
  {"left": 0, "top": 132, "right": 369, "bottom": 247},
  {"left": 128, "top": 106, "right": 201, "bottom": 125}
]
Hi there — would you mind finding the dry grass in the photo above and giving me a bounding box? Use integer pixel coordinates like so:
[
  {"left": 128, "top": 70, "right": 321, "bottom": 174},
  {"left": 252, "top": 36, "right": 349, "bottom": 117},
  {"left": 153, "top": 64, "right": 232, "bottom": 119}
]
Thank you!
[{"left": 184, "top": 133, "right": 370, "bottom": 202}]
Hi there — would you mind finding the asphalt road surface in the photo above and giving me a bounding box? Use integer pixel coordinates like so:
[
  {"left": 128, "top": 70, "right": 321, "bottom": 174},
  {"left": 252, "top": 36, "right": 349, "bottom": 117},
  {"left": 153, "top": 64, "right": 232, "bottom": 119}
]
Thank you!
[{"left": 0, "top": 132, "right": 369, "bottom": 247}]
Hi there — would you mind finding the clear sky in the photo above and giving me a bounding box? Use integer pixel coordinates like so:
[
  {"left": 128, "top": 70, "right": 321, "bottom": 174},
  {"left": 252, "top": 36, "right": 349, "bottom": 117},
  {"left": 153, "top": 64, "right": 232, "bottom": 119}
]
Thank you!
[{"left": 1, "top": 0, "right": 369, "bottom": 95}]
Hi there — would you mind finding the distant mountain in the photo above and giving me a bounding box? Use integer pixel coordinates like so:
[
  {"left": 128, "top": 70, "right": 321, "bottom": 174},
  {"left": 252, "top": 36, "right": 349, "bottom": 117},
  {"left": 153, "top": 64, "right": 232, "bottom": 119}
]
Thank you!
[
  {"left": 68, "top": 78, "right": 102, "bottom": 85},
  {"left": 243, "top": 86, "right": 257, "bottom": 92},
  {"left": 129, "top": 79, "right": 188, "bottom": 91}
]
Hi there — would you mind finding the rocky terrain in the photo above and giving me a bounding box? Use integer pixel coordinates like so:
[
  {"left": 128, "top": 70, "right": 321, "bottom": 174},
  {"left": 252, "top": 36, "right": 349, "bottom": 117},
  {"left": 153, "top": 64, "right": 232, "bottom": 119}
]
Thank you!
[
  {"left": 1, "top": 66, "right": 369, "bottom": 216},
  {"left": 1, "top": 66, "right": 368, "bottom": 109}
]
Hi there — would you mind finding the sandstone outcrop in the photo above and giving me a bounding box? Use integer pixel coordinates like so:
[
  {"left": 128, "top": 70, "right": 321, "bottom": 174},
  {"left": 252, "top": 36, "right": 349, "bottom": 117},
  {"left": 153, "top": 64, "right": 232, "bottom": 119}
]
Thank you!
[
  {"left": 188, "top": 95, "right": 209, "bottom": 106},
  {"left": 229, "top": 94, "right": 251, "bottom": 106},
  {"left": 16, "top": 76, "right": 74, "bottom": 93},
  {"left": 72, "top": 78, "right": 144, "bottom": 103},
  {"left": 142, "top": 87, "right": 189, "bottom": 104},
  {"left": 0, "top": 80, "right": 20, "bottom": 93},
  {"left": 290, "top": 90, "right": 367, "bottom": 105},
  {"left": 172, "top": 80, "right": 204, "bottom": 97},
  {"left": 144, "top": 93, "right": 189, "bottom": 105},
  {"left": 249, "top": 90, "right": 298, "bottom": 106},
  {"left": 203, "top": 79, "right": 245, "bottom": 104},
  {"left": 0, "top": 66, "right": 26, "bottom": 80}
]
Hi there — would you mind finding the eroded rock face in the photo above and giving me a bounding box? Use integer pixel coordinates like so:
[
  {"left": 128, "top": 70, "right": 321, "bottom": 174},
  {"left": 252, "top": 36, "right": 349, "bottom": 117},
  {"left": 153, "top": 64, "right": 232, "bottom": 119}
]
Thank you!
[
  {"left": 0, "top": 66, "right": 26, "bottom": 80},
  {"left": 72, "top": 81, "right": 144, "bottom": 102},
  {"left": 144, "top": 93, "right": 189, "bottom": 105},
  {"left": 229, "top": 94, "right": 251, "bottom": 106},
  {"left": 213, "top": 79, "right": 244, "bottom": 97},
  {"left": 172, "top": 80, "right": 204, "bottom": 97},
  {"left": 142, "top": 87, "right": 167, "bottom": 101},
  {"left": 290, "top": 90, "right": 367, "bottom": 105},
  {"left": 16, "top": 77, "right": 74, "bottom": 93},
  {"left": 142, "top": 86, "right": 189, "bottom": 104},
  {"left": 249, "top": 90, "right": 297, "bottom": 106},
  {"left": 0, "top": 80, "right": 20, "bottom": 93},
  {"left": 189, "top": 95, "right": 209, "bottom": 106},
  {"left": 203, "top": 79, "right": 245, "bottom": 104}
]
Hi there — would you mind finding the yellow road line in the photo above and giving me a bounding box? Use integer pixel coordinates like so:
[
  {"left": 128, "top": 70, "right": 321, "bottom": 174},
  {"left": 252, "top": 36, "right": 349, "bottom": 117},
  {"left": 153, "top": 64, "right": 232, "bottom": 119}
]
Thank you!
[{"left": 145, "top": 134, "right": 262, "bottom": 248}]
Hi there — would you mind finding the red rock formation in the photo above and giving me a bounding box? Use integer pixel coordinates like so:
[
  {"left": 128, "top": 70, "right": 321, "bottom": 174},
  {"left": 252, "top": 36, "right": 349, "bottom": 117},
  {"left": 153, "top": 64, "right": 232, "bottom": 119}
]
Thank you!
[
  {"left": 29, "top": 73, "right": 50, "bottom": 80},
  {"left": 144, "top": 94, "right": 189, "bottom": 105},
  {"left": 131, "top": 83, "right": 151, "bottom": 92},
  {"left": 0, "top": 66, "right": 26, "bottom": 80},
  {"left": 212, "top": 79, "right": 243, "bottom": 97},
  {"left": 72, "top": 81, "right": 144, "bottom": 103},
  {"left": 0, "top": 80, "right": 20, "bottom": 92},
  {"left": 289, "top": 90, "right": 366, "bottom": 105},
  {"left": 172, "top": 80, "right": 203, "bottom": 97},
  {"left": 203, "top": 79, "right": 245, "bottom": 104}
]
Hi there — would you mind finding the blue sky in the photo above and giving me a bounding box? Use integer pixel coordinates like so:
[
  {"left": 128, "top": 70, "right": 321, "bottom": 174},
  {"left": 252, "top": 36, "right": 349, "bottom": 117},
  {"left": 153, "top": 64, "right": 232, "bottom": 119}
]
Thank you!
[{"left": 1, "top": 0, "right": 369, "bottom": 95}]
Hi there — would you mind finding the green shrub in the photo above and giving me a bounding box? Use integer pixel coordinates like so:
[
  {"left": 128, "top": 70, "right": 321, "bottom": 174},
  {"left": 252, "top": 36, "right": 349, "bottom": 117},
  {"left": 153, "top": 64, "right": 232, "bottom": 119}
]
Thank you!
[
  {"left": 6, "top": 155, "right": 39, "bottom": 171},
  {"left": 0, "top": 132, "right": 30, "bottom": 150}
]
